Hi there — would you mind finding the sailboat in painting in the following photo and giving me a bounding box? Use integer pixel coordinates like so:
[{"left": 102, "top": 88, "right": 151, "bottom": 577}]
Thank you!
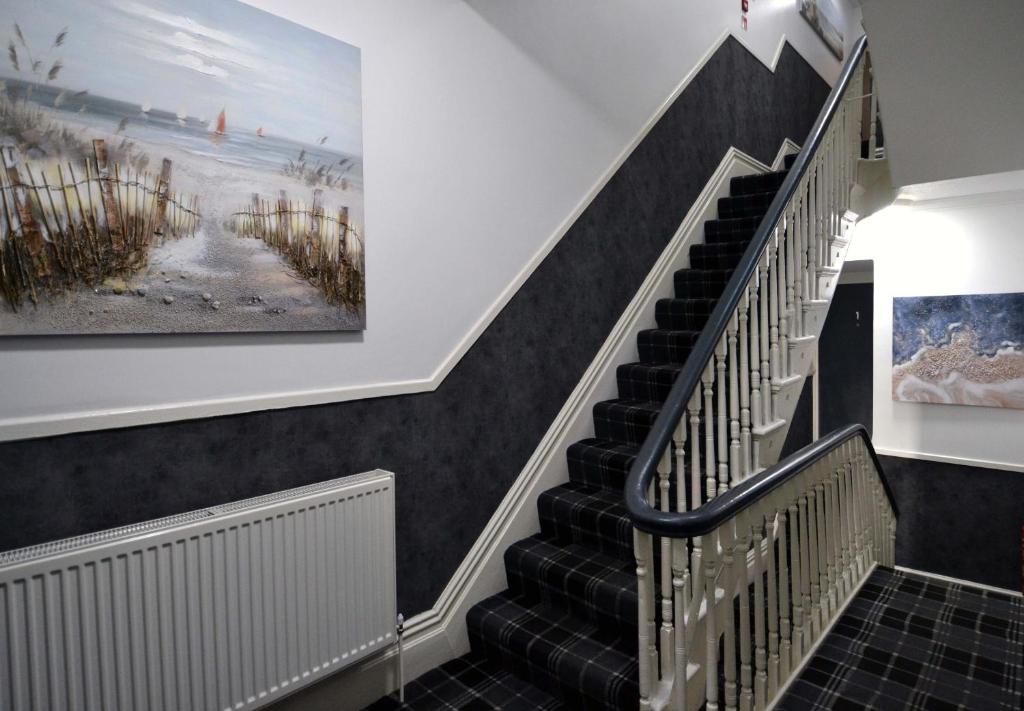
[{"left": 214, "top": 108, "right": 226, "bottom": 136}]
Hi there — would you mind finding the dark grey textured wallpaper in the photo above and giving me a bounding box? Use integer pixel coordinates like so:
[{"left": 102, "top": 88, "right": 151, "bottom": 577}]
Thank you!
[
  {"left": 882, "top": 455, "right": 1024, "bottom": 593},
  {"left": 0, "top": 39, "right": 830, "bottom": 616}
]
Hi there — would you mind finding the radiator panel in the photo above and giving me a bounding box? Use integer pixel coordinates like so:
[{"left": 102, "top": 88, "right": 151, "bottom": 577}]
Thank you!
[{"left": 0, "top": 470, "right": 396, "bottom": 711}]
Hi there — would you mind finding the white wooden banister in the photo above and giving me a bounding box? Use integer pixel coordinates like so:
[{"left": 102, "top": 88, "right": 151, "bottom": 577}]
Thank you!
[{"left": 624, "top": 36, "right": 889, "bottom": 710}]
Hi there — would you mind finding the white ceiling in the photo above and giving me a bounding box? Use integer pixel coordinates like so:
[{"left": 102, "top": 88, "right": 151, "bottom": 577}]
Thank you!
[{"left": 862, "top": 0, "right": 1024, "bottom": 188}]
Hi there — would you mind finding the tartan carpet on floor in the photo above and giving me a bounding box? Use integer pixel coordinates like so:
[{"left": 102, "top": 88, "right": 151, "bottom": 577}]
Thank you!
[{"left": 776, "top": 567, "right": 1024, "bottom": 711}]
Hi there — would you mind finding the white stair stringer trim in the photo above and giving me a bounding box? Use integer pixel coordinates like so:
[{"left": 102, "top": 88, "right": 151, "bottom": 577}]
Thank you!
[
  {"left": 318, "top": 144, "right": 781, "bottom": 710},
  {"left": 751, "top": 210, "right": 858, "bottom": 467}
]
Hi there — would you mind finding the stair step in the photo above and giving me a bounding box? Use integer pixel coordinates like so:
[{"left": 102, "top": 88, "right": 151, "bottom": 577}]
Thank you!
[
  {"left": 673, "top": 267, "right": 734, "bottom": 299},
  {"left": 593, "top": 398, "right": 662, "bottom": 447},
  {"left": 704, "top": 215, "right": 761, "bottom": 244},
  {"left": 616, "top": 361, "right": 683, "bottom": 402},
  {"left": 504, "top": 536, "right": 638, "bottom": 637},
  {"left": 467, "top": 592, "right": 638, "bottom": 711},
  {"left": 688, "top": 241, "right": 750, "bottom": 272},
  {"left": 566, "top": 438, "right": 638, "bottom": 490},
  {"left": 784, "top": 153, "right": 798, "bottom": 169},
  {"left": 729, "top": 169, "right": 788, "bottom": 197},
  {"left": 655, "top": 296, "right": 717, "bottom": 331},
  {"left": 537, "top": 482, "right": 633, "bottom": 561},
  {"left": 717, "top": 190, "right": 777, "bottom": 220},
  {"left": 752, "top": 417, "right": 787, "bottom": 437},
  {"left": 364, "top": 654, "right": 566, "bottom": 710},
  {"left": 637, "top": 328, "right": 700, "bottom": 362}
]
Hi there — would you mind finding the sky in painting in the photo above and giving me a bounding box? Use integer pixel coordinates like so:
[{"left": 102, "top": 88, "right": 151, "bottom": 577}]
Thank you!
[
  {"left": 892, "top": 293, "right": 1024, "bottom": 364},
  {"left": 0, "top": 0, "right": 362, "bottom": 155}
]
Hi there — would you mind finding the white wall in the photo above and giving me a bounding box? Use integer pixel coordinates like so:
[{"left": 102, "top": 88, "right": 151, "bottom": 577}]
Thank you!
[
  {"left": 862, "top": 0, "right": 1024, "bottom": 187},
  {"left": 0, "top": 0, "right": 863, "bottom": 440},
  {"left": 845, "top": 176, "right": 1024, "bottom": 471}
]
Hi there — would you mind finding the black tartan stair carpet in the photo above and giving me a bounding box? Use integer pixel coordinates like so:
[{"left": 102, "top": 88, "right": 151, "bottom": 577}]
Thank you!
[{"left": 366, "top": 156, "right": 798, "bottom": 711}]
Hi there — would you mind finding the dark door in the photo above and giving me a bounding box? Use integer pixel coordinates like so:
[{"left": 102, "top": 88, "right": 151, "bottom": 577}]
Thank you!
[{"left": 819, "top": 282, "right": 874, "bottom": 435}]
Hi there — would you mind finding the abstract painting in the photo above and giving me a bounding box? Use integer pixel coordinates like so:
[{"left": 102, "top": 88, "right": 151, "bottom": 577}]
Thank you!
[
  {"left": 0, "top": 0, "right": 364, "bottom": 334},
  {"left": 798, "top": 0, "right": 844, "bottom": 61},
  {"left": 892, "top": 292, "right": 1024, "bottom": 409}
]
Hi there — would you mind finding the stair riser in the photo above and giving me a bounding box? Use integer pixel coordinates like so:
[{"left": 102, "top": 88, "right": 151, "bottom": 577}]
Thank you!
[
  {"left": 566, "top": 442, "right": 636, "bottom": 490},
  {"left": 636, "top": 331, "right": 699, "bottom": 363},
  {"left": 729, "top": 171, "right": 787, "bottom": 196},
  {"left": 654, "top": 309, "right": 712, "bottom": 332},
  {"left": 688, "top": 251, "right": 745, "bottom": 272},
  {"left": 717, "top": 199, "right": 772, "bottom": 221},
  {"left": 673, "top": 274, "right": 730, "bottom": 300},
  {"left": 593, "top": 415, "right": 655, "bottom": 448},
  {"left": 615, "top": 367, "right": 677, "bottom": 402}
]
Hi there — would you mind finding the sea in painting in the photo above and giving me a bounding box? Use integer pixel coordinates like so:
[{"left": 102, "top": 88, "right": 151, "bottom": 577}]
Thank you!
[
  {"left": 892, "top": 292, "right": 1024, "bottom": 409},
  {"left": 0, "top": 0, "right": 364, "bottom": 334}
]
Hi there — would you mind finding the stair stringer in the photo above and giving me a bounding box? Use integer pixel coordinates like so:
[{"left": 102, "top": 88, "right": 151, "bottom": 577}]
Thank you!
[{"left": 749, "top": 210, "right": 858, "bottom": 468}]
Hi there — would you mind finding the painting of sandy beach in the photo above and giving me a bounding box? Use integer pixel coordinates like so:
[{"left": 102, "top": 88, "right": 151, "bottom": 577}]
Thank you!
[
  {"left": 892, "top": 293, "right": 1024, "bottom": 409},
  {"left": 0, "top": 0, "right": 364, "bottom": 334}
]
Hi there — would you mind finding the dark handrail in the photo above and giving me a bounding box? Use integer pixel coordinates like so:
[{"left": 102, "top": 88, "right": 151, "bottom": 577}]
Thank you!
[
  {"left": 625, "top": 35, "right": 870, "bottom": 535},
  {"left": 629, "top": 424, "right": 898, "bottom": 536}
]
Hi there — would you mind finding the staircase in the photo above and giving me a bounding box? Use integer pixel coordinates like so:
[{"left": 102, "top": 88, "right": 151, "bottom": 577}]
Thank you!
[
  {"left": 368, "top": 152, "right": 805, "bottom": 711},
  {"left": 366, "top": 36, "right": 914, "bottom": 711}
]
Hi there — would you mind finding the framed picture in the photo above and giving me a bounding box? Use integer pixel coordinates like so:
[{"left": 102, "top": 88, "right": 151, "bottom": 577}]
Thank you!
[
  {"left": 798, "top": 0, "right": 844, "bottom": 61},
  {"left": 892, "top": 292, "right": 1024, "bottom": 409},
  {"left": 0, "top": 0, "right": 364, "bottom": 334}
]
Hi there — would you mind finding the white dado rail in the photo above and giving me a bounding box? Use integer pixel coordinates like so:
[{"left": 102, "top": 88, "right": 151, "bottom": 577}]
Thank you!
[{"left": 623, "top": 36, "right": 883, "bottom": 710}]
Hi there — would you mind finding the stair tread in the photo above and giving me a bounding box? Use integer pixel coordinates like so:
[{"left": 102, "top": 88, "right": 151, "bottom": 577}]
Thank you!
[
  {"left": 655, "top": 296, "right": 718, "bottom": 331},
  {"left": 505, "top": 535, "right": 637, "bottom": 634},
  {"left": 593, "top": 398, "right": 663, "bottom": 447},
  {"left": 566, "top": 438, "right": 638, "bottom": 490},
  {"left": 365, "top": 654, "right": 566, "bottom": 710},
  {"left": 468, "top": 591, "right": 638, "bottom": 710},
  {"left": 537, "top": 482, "right": 633, "bottom": 560},
  {"left": 636, "top": 328, "right": 701, "bottom": 363},
  {"left": 616, "top": 361, "right": 684, "bottom": 402}
]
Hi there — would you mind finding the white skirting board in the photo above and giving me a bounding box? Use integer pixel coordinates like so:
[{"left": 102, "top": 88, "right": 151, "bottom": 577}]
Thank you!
[{"left": 315, "top": 142, "right": 794, "bottom": 710}]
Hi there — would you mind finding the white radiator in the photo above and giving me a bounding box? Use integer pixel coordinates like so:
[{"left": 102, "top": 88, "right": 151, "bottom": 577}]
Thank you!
[{"left": 0, "top": 469, "right": 396, "bottom": 711}]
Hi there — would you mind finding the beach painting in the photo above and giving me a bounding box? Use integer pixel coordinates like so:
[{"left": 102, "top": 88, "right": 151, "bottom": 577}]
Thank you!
[
  {"left": 798, "top": 0, "right": 844, "bottom": 61},
  {"left": 892, "top": 292, "right": 1024, "bottom": 409},
  {"left": 0, "top": 0, "right": 364, "bottom": 334}
]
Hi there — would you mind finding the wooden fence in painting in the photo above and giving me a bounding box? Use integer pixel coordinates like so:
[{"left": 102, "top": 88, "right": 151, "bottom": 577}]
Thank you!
[
  {"left": 0, "top": 139, "right": 199, "bottom": 310},
  {"left": 230, "top": 190, "right": 364, "bottom": 311}
]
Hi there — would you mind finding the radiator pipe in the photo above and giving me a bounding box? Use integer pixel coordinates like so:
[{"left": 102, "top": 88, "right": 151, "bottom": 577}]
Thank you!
[{"left": 397, "top": 613, "right": 405, "bottom": 702}]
